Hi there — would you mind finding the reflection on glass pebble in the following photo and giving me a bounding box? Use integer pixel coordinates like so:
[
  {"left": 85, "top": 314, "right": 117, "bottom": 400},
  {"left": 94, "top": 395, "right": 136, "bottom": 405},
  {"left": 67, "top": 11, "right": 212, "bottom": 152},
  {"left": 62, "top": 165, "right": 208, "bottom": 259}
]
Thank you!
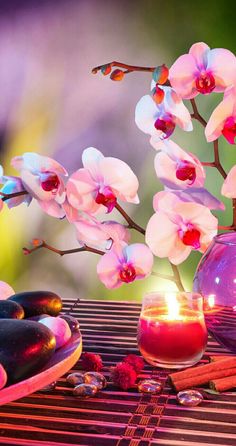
[
  {"left": 137, "top": 379, "right": 163, "bottom": 394},
  {"left": 73, "top": 383, "right": 98, "bottom": 397},
  {"left": 60, "top": 315, "right": 80, "bottom": 332},
  {"left": 84, "top": 371, "right": 107, "bottom": 389},
  {"left": 177, "top": 389, "right": 203, "bottom": 407},
  {"left": 67, "top": 372, "right": 85, "bottom": 386},
  {"left": 40, "top": 381, "right": 57, "bottom": 392}
]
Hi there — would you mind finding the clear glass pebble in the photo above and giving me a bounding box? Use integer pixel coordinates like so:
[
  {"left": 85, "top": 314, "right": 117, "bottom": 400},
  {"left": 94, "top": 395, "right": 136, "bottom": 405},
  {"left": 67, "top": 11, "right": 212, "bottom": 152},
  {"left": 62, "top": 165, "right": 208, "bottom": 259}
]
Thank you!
[
  {"left": 84, "top": 371, "right": 107, "bottom": 389},
  {"left": 73, "top": 383, "right": 98, "bottom": 397},
  {"left": 40, "top": 381, "right": 57, "bottom": 392},
  {"left": 60, "top": 315, "right": 80, "bottom": 332},
  {"left": 137, "top": 379, "right": 163, "bottom": 394},
  {"left": 67, "top": 372, "right": 85, "bottom": 386},
  {"left": 177, "top": 389, "right": 203, "bottom": 407}
]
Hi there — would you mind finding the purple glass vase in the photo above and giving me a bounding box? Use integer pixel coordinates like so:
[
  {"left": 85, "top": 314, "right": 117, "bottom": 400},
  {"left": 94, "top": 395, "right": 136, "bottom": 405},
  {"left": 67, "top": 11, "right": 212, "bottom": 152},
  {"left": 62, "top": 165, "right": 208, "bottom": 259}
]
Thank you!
[{"left": 193, "top": 232, "right": 236, "bottom": 353}]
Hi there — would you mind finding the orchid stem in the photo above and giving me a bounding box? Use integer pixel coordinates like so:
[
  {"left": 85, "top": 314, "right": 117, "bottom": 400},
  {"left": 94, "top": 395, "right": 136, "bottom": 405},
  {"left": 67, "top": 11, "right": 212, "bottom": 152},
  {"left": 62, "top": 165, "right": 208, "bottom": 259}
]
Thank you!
[
  {"left": 92, "top": 61, "right": 157, "bottom": 75},
  {"left": 190, "top": 99, "right": 236, "bottom": 229},
  {"left": 190, "top": 99, "right": 207, "bottom": 127},
  {"left": 0, "top": 190, "right": 28, "bottom": 202},
  {"left": 115, "top": 203, "right": 146, "bottom": 235},
  {"left": 151, "top": 270, "right": 185, "bottom": 291},
  {"left": 23, "top": 240, "right": 104, "bottom": 257},
  {"left": 170, "top": 263, "right": 185, "bottom": 291}
]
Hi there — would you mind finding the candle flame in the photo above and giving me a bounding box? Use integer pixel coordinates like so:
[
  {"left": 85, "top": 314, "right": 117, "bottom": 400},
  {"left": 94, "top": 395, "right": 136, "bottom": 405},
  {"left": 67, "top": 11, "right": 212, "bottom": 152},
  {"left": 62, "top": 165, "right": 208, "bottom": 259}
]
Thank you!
[{"left": 165, "top": 293, "right": 180, "bottom": 320}]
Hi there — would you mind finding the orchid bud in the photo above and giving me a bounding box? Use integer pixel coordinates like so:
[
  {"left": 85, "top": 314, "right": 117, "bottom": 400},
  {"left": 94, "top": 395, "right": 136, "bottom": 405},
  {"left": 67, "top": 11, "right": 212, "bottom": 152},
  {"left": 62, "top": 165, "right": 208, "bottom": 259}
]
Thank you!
[
  {"left": 152, "top": 84, "right": 165, "bottom": 104},
  {"left": 110, "top": 69, "right": 125, "bottom": 81},
  {"left": 23, "top": 248, "right": 30, "bottom": 255},
  {"left": 152, "top": 64, "right": 169, "bottom": 85},
  {"left": 32, "top": 238, "right": 42, "bottom": 247},
  {"left": 101, "top": 64, "right": 111, "bottom": 76}
]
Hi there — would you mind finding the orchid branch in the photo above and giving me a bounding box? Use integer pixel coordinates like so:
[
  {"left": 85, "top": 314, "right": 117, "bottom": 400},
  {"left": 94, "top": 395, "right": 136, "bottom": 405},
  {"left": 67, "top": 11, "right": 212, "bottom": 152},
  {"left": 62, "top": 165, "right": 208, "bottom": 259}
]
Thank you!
[
  {"left": 152, "top": 268, "right": 185, "bottom": 291},
  {"left": 92, "top": 61, "right": 157, "bottom": 75},
  {"left": 23, "top": 240, "right": 105, "bottom": 257},
  {"left": 190, "top": 98, "right": 236, "bottom": 228},
  {"left": 0, "top": 190, "right": 28, "bottom": 202},
  {"left": 115, "top": 203, "right": 146, "bottom": 235}
]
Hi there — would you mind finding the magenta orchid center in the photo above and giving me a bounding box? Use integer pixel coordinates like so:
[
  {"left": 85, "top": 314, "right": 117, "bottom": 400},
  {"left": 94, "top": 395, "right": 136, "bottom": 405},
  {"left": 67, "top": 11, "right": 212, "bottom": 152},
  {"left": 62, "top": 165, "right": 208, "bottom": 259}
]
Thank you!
[
  {"left": 154, "top": 117, "right": 175, "bottom": 138},
  {"left": 40, "top": 172, "right": 60, "bottom": 193},
  {"left": 222, "top": 116, "right": 236, "bottom": 145},
  {"left": 179, "top": 224, "right": 201, "bottom": 249},
  {"left": 119, "top": 263, "right": 136, "bottom": 283},
  {"left": 176, "top": 160, "right": 196, "bottom": 184},
  {"left": 195, "top": 71, "right": 215, "bottom": 94},
  {"left": 95, "top": 186, "right": 117, "bottom": 212}
]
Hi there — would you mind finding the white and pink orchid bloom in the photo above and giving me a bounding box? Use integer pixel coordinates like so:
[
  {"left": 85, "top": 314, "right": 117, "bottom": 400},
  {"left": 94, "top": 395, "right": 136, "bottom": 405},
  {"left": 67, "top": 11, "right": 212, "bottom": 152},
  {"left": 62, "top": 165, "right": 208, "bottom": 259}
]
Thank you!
[
  {"left": 66, "top": 147, "right": 139, "bottom": 215},
  {"left": 221, "top": 165, "right": 236, "bottom": 198},
  {"left": 146, "top": 191, "right": 218, "bottom": 265},
  {"left": 0, "top": 166, "right": 32, "bottom": 208},
  {"left": 166, "top": 188, "right": 224, "bottom": 211},
  {"left": 205, "top": 85, "right": 236, "bottom": 144},
  {"left": 169, "top": 42, "right": 236, "bottom": 99},
  {"left": 74, "top": 216, "right": 130, "bottom": 250},
  {"left": 97, "top": 243, "right": 154, "bottom": 289},
  {"left": 11, "top": 152, "right": 68, "bottom": 218},
  {"left": 153, "top": 140, "right": 205, "bottom": 189},
  {"left": 0, "top": 281, "right": 14, "bottom": 299},
  {"left": 135, "top": 86, "right": 192, "bottom": 144}
]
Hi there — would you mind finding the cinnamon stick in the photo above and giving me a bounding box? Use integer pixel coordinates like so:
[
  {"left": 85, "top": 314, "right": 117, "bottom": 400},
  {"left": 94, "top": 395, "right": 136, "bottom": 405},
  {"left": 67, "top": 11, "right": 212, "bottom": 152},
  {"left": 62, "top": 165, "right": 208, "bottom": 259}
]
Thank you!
[
  {"left": 170, "top": 357, "right": 236, "bottom": 391},
  {"left": 209, "top": 355, "right": 236, "bottom": 362},
  {"left": 210, "top": 375, "right": 236, "bottom": 392},
  {"left": 171, "top": 367, "right": 236, "bottom": 391}
]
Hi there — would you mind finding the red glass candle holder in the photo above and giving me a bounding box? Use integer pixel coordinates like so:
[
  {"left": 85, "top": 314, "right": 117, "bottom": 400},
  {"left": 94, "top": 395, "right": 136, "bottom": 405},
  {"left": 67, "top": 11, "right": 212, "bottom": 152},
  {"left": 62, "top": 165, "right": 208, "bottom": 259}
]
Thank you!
[{"left": 137, "top": 292, "right": 207, "bottom": 369}]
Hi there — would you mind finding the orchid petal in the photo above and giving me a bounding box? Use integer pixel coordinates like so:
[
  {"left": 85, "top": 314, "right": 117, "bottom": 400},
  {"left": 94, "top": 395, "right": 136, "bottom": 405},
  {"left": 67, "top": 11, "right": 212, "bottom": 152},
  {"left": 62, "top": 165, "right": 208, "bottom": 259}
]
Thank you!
[
  {"left": 99, "top": 157, "right": 139, "bottom": 204},
  {"left": 0, "top": 281, "right": 15, "bottom": 300},
  {"left": 11, "top": 152, "right": 68, "bottom": 176},
  {"left": 97, "top": 249, "right": 123, "bottom": 289},
  {"left": 82, "top": 147, "right": 104, "bottom": 180},
  {"left": 221, "top": 165, "right": 236, "bottom": 198},
  {"left": 189, "top": 42, "right": 210, "bottom": 69},
  {"left": 153, "top": 190, "right": 179, "bottom": 213},
  {"left": 66, "top": 168, "right": 99, "bottom": 214},
  {"left": 146, "top": 211, "right": 180, "bottom": 257},
  {"left": 164, "top": 88, "right": 193, "bottom": 130},
  {"left": 38, "top": 199, "right": 66, "bottom": 218},
  {"left": 207, "top": 48, "right": 236, "bottom": 91},
  {"left": 169, "top": 54, "right": 198, "bottom": 99},
  {"left": 171, "top": 187, "right": 224, "bottom": 210},
  {"left": 135, "top": 95, "right": 158, "bottom": 134},
  {"left": 125, "top": 243, "right": 153, "bottom": 278},
  {"left": 205, "top": 87, "right": 235, "bottom": 142}
]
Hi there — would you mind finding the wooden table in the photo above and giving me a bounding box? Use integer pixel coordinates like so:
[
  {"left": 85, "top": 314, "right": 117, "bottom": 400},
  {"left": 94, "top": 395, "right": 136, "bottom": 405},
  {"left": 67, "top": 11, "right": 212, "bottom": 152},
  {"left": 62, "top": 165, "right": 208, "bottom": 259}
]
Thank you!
[{"left": 0, "top": 298, "right": 235, "bottom": 446}]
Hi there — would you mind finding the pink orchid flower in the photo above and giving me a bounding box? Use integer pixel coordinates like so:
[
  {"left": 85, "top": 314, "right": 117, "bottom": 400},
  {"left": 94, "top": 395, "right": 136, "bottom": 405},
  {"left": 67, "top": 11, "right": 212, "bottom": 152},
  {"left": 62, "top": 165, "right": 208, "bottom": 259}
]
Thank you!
[
  {"left": 97, "top": 243, "right": 154, "bottom": 289},
  {"left": 66, "top": 147, "right": 139, "bottom": 215},
  {"left": 153, "top": 140, "right": 205, "bottom": 189},
  {"left": 205, "top": 85, "right": 236, "bottom": 144},
  {"left": 146, "top": 191, "right": 218, "bottom": 265},
  {"left": 221, "top": 165, "right": 236, "bottom": 198},
  {"left": 135, "top": 86, "right": 192, "bottom": 144},
  {"left": 0, "top": 281, "right": 14, "bottom": 299},
  {"left": 74, "top": 216, "right": 130, "bottom": 250},
  {"left": 169, "top": 42, "right": 236, "bottom": 99},
  {"left": 0, "top": 166, "right": 32, "bottom": 208},
  {"left": 11, "top": 152, "right": 68, "bottom": 218}
]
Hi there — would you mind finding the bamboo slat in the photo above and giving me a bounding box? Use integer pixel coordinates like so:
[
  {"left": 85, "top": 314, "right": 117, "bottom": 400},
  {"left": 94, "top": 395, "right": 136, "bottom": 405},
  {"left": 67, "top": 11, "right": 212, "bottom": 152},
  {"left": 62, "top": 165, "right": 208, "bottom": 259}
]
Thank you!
[{"left": 0, "top": 298, "right": 235, "bottom": 446}]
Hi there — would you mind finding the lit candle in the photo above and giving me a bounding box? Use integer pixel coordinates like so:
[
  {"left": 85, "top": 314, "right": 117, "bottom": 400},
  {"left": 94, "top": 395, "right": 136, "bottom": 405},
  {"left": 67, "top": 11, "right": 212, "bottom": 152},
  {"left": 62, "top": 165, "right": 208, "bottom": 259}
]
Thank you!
[{"left": 137, "top": 292, "right": 207, "bottom": 369}]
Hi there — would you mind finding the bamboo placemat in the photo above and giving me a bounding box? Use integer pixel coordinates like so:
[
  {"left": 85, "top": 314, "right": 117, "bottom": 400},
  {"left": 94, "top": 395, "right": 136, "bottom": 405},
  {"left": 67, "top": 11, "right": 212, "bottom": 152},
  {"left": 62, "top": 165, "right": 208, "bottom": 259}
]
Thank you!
[{"left": 0, "top": 298, "right": 235, "bottom": 446}]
